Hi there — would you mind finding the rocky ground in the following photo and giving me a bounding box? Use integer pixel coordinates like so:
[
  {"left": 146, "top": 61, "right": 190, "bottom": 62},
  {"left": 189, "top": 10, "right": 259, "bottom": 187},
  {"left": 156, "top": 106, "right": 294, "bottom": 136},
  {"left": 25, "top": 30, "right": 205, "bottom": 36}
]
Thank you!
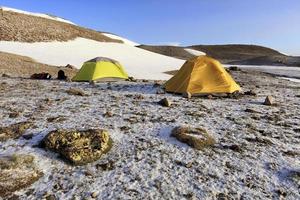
[{"left": 0, "top": 69, "right": 300, "bottom": 199}]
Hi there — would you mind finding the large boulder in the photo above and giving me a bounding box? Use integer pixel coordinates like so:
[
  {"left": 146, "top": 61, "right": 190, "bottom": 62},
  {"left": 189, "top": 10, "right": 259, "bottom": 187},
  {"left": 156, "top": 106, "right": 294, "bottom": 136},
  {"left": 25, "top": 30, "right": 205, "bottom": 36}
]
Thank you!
[
  {"left": 42, "top": 129, "right": 112, "bottom": 165},
  {"left": 171, "top": 126, "right": 216, "bottom": 150},
  {"left": 0, "top": 154, "right": 43, "bottom": 198}
]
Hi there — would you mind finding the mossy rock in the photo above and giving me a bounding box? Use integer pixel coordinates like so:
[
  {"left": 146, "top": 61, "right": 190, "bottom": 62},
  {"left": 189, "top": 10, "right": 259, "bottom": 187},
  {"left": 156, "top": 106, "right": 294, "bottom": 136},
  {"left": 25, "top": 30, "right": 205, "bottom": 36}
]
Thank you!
[
  {"left": 0, "top": 154, "right": 43, "bottom": 198},
  {"left": 42, "top": 129, "right": 112, "bottom": 165},
  {"left": 0, "top": 121, "right": 32, "bottom": 142},
  {"left": 171, "top": 126, "right": 216, "bottom": 150}
]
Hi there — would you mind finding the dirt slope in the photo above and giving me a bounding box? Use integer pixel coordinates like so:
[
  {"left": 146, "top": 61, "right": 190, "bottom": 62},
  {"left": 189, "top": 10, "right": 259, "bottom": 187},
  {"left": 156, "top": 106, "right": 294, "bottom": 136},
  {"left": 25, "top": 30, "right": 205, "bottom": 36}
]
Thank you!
[
  {"left": 0, "top": 51, "right": 77, "bottom": 78},
  {"left": 0, "top": 10, "right": 121, "bottom": 43}
]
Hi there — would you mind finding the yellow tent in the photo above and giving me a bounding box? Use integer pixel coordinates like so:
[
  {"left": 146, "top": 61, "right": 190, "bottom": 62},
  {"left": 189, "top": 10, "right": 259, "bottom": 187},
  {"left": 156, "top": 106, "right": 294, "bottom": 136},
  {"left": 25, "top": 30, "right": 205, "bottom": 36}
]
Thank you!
[
  {"left": 165, "top": 56, "right": 241, "bottom": 94},
  {"left": 72, "top": 57, "right": 128, "bottom": 82}
]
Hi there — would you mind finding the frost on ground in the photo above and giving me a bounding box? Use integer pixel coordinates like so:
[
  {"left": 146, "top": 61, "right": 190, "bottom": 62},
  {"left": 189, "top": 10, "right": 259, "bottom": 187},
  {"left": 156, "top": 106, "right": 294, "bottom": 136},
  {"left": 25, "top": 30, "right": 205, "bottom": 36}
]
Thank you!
[{"left": 0, "top": 69, "right": 299, "bottom": 199}]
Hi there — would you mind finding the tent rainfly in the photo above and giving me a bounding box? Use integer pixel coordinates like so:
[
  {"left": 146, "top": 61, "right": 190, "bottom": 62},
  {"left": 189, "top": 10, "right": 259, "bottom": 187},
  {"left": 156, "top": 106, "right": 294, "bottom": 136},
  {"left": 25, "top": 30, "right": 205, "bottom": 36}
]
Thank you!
[{"left": 164, "top": 56, "right": 241, "bottom": 94}]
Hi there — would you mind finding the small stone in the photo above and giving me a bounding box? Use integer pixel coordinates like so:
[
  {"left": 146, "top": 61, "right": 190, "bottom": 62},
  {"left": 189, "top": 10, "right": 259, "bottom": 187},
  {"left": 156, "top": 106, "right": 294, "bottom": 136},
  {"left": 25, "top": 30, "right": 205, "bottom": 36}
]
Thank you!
[
  {"left": 263, "top": 95, "right": 274, "bottom": 106},
  {"left": 158, "top": 98, "right": 171, "bottom": 107},
  {"left": 245, "top": 108, "right": 261, "bottom": 113},
  {"left": 244, "top": 90, "right": 257, "bottom": 96},
  {"left": 207, "top": 95, "right": 213, "bottom": 99},
  {"left": 228, "top": 66, "right": 240, "bottom": 71},
  {"left": 89, "top": 80, "right": 96, "bottom": 86},
  {"left": 182, "top": 92, "right": 192, "bottom": 99},
  {"left": 9, "top": 112, "right": 20, "bottom": 118},
  {"left": 96, "top": 161, "right": 114, "bottom": 171},
  {"left": 91, "top": 192, "right": 98, "bottom": 198},
  {"left": 66, "top": 88, "right": 86, "bottom": 96},
  {"left": 171, "top": 126, "right": 216, "bottom": 150},
  {"left": 2, "top": 73, "right": 11, "bottom": 78},
  {"left": 103, "top": 111, "right": 113, "bottom": 118}
]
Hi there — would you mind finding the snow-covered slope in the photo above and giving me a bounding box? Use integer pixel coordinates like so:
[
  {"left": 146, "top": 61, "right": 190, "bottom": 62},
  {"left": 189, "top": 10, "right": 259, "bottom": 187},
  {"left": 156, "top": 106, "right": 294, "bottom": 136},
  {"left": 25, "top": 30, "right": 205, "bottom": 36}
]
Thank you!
[
  {"left": 184, "top": 48, "right": 206, "bottom": 56},
  {"left": 0, "top": 6, "right": 75, "bottom": 25},
  {"left": 102, "top": 33, "right": 139, "bottom": 46},
  {"left": 0, "top": 38, "right": 185, "bottom": 80}
]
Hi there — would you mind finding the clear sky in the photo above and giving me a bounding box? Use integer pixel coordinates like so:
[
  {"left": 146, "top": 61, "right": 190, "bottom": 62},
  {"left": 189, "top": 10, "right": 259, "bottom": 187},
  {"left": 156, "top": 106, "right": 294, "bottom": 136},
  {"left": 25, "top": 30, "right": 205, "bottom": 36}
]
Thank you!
[{"left": 1, "top": 0, "right": 300, "bottom": 55}]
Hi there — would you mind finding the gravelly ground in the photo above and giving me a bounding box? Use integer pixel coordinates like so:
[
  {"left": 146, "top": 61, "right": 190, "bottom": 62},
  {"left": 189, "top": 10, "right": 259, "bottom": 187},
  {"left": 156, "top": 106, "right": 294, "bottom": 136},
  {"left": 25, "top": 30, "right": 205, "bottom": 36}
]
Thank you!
[{"left": 0, "top": 69, "right": 299, "bottom": 200}]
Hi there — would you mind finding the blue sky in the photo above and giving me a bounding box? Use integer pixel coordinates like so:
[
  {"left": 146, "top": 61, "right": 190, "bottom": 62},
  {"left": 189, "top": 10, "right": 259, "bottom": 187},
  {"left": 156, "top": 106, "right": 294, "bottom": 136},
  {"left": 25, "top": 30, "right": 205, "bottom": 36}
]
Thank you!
[{"left": 1, "top": 0, "right": 300, "bottom": 55}]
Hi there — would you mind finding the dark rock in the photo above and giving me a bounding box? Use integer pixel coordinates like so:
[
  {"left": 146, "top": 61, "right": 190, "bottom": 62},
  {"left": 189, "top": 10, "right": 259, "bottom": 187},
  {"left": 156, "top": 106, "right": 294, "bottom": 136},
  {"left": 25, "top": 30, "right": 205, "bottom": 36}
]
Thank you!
[
  {"left": 244, "top": 90, "right": 257, "bottom": 96},
  {"left": 9, "top": 111, "right": 20, "bottom": 118},
  {"left": 263, "top": 95, "right": 274, "bottom": 106},
  {"left": 42, "top": 129, "right": 112, "bottom": 165},
  {"left": 30, "top": 73, "right": 51, "bottom": 80},
  {"left": 96, "top": 161, "right": 115, "bottom": 171},
  {"left": 182, "top": 92, "right": 192, "bottom": 99},
  {"left": 228, "top": 66, "right": 240, "bottom": 71},
  {"left": 57, "top": 70, "right": 67, "bottom": 80},
  {"left": 2, "top": 73, "right": 11, "bottom": 78},
  {"left": 65, "top": 64, "right": 76, "bottom": 69},
  {"left": 171, "top": 126, "right": 216, "bottom": 150},
  {"left": 245, "top": 108, "right": 261, "bottom": 113},
  {"left": 158, "top": 98, "right": 171, "bottom": 107}
]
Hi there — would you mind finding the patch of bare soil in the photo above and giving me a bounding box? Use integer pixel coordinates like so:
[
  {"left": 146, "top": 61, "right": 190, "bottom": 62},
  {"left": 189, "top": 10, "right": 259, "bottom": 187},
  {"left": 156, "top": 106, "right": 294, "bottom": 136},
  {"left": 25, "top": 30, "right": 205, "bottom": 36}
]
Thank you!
[
  {"left": 0, "top": 121, "right": 32, "bottom": 142},
  {"left": 0, "top": 154, "right": 43, "bottom": 198},
  {"left": 0, "top": 51, "right": 78, "bottom": 78},
  {"left": 0, "top": 10, "right": 122, "bottom": 43}
]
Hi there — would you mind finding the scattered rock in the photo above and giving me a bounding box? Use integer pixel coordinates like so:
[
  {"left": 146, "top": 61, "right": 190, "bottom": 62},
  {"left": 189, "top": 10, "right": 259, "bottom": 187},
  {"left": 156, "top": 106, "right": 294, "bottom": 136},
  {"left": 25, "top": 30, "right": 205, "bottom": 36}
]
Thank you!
[
  {"left": 244, "top": 90, "right": 257, "bottom": 96},
  {"left": 171, "top": 126, "right": 216, "bottom": 150},
  {"left": 158, "top": 98, "right": 172, "bottom": 107},
  {"left": 66, "top": 88, "right": 87, "bottom": 96},
  {"left": 0, "top": 154, "right": 43, "bottom": 198},
  {"left": 222, "top": 144, "right": 242, "bottom": 152},
  {"left": 91, "top": 192, "right": 98, "bottom": 198},
  {"left": 2, "top": 73, "right": 11, "bottom": 78},
  {"left": 31, "top": 72, "right": 51, "bottom": 80},
  {"left": 89, "top": 80, "right": 96, "bottom": 86},
  {"left": 228, "top": 66, "right": 240, "bottom": 71},
  {"left": 96, "top": 161, "right": 115, "bottom": 171},
  {"left": 65, "top": 64, "right": 76, "bottom": 69},
  {"left": 47, "top": 116, "right": 67, "bottom": 123},
  {"left": 263, "top": 95, "right": 274, "bottom": 106},
  {"left": 9, "top": 111, "right": 21, "bottom": 118},
  {"left": 22, "top": 133, "right": 34, "bottom": 140},
  {"left": 0, "top": 121, "right": 32, "bottom": 141},
  {"left": 207, "top": 95, "right": 213, "bottom": 99},
  {"left": 41, "top": 129, "right": 112, "bottom": 165},
  {"left": 182, "top": 92, "right": 192, "bottom": 99},
  {"left": 245, "top": 108, "right": 261, "bottom": 114},
  {"left": 103, "top": 111, "right": 113, "bottom": 118},
  {"left": 127, "top": 77, "right": 136, "bottom": 82},
  {"left": 57, "top": 70, "right": 67, "bottom": 80}
]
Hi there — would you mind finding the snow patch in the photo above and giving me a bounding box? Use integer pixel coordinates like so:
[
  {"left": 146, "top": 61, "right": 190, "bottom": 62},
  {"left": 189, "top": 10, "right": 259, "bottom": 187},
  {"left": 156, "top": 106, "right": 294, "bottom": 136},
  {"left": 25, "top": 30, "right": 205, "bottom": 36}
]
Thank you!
[
  {"left": 0, "top": 37, "right": 185, "bottom": 80},
  {"left": 0, "top": 6, "right": 76, "bottom": 25},
  {"left": 184, "top": 48, "right": 206, "bottom": 56},
  {"left": 102, "top": 33, "right": 139, "bottom": 46}
]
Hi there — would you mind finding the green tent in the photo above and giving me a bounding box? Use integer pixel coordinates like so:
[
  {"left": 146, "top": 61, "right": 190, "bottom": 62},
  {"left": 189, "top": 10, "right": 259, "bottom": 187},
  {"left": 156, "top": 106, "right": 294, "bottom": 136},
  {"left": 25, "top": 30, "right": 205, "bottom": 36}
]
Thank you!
[{"left": 72, "top": 57, "right": 128, "bottom": 82}]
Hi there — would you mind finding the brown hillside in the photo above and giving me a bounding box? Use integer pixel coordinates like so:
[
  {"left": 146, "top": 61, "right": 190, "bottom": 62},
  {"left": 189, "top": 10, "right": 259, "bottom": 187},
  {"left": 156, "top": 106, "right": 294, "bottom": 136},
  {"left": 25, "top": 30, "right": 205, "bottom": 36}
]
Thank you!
[
  {"left": 138, "top": 44, "right": 300, "bottom": 67},
  {"left": 137, "top": 45, "right": 196, "bottom": 60},
  {"left": 0, "top": 10, "right": 122, "bottom": 43},
  {"left": 0, "top": 51, "right": 78, "bottom": 78},
  {"left": 188, "top": 44, "right": 283, "bottom": 63}
]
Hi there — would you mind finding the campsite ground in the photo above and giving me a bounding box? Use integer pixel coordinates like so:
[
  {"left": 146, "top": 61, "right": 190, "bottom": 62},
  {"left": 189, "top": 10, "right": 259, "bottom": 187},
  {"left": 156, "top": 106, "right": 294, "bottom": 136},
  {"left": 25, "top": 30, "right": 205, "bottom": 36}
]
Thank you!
[{"left": 0, "top": 69, "right": 300, "bottom": 199}]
